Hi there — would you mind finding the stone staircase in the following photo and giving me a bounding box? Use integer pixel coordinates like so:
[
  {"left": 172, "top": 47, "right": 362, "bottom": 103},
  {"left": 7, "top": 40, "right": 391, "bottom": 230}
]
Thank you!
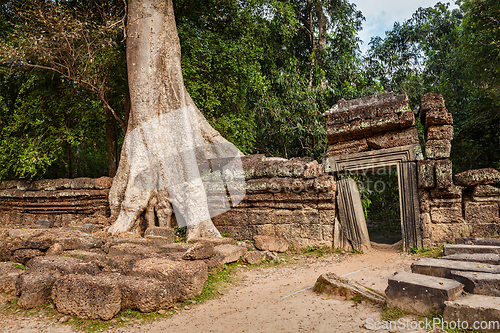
[{"left": 386, "top": 238, "right": 500, "bottom": 332}]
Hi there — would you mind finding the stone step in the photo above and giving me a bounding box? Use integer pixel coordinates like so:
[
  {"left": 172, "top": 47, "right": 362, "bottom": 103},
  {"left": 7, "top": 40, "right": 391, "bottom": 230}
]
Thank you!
[
  {"left": 444, "top": 294, "right": 500, "bottom": 332},
  {"left": 443, "top": 244, "right": 500, "bottom": 256},
  {"left": 385, "top": 271, "right": 463, "bottom": 315},
  {"left": 411, "top": 258, "right": 500, "bottom": 278},
  {"left": 440, "top": 253, "right": 500, "bottom": 265},
  {"left": 213, "top": 244, "right": 247, "bottom": 264},
  {"left": 450, "top": 270, "right": 500, "bottom": 297},
  {"left": 456, "top": 237, "right": 500, "bottom": 246}
]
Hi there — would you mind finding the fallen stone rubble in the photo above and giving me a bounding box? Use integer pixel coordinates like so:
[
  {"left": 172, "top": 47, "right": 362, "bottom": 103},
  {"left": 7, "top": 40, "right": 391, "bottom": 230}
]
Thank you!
[
  {"left": 386, "top": 238, "right": 500, "bottom": 332},
  {"left": 0, "top": 225, "right": 287, "bottom": 320}
]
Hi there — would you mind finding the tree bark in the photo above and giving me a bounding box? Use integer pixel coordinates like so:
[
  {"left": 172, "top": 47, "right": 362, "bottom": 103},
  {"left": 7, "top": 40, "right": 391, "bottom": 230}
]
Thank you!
[{"left": 107, "top": 0, "right": 242, "bottom": 240}]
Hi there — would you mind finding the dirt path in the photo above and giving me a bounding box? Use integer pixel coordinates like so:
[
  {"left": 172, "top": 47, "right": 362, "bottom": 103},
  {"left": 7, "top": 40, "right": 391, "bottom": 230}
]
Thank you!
[{"left": 0, "top": 247, "right": 430, "bottom": 333}]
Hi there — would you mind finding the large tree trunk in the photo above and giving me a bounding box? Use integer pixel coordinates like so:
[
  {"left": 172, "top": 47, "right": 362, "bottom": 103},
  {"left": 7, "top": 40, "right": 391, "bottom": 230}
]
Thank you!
[{"left": 108, "top": 0, "right": 243, "bottom": 240}]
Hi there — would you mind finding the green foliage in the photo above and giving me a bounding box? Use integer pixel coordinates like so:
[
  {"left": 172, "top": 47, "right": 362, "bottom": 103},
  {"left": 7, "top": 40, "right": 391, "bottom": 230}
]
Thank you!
[
  {"left": 381, "top": 305, "right": 407, "bottom": 321},
  {"left": 451, "top": 0, "right": 500, "bottom": 171},
  {"left": 12, "top": 263, "right": 25, "bottom": 270},
  {"left": 413, "top": 245, "right": 444, "bottom": 258},
  {"left": 364, "top": 1, "right": 499, "bottom": 172},
  {"left": 174, "top": 226, "right": 187, "bottom": 243}
]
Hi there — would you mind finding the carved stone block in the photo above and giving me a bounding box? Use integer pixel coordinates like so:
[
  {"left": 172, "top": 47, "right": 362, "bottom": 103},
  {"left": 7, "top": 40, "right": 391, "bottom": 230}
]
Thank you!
[
  {"left": 421, "top": 93, "right": 445, "bottom": 113},
  {"left": 326, "top": 139, "right": 369, "bottom": 157},
  {"left": 417, "top": 160, "right": 435, "bottom": 188},
  {"left": 425, "top": 139, "right": 451, "bottom": 159},
  {"left": 464, "top": 202, "right": 500, "bottom": 224},
  {"left": 455, "top": 168, "right": 500, "bottom": 187},
  {"left": 435, "top": 159, "right": 453, "bottom": 189},
  {"left": 366, "top": 127, "right": 419, "bottom": 149},
  {"left": 427, "top": 125, "right": 454, "bottom": 141},
  {"left": 399, "top": 111, "right": 415, "bottom": 128},
  {"left": 326, "top": 123, "right": 352, "bottom": 144},
  {"left": 430, "top": 204, "right": 463, "bottom": 224},
  {"left": 370, "top": 113, "right": 400, "bottom": 134},
  {"left": 425, "top": 108, "right": 453, "bottom": 128}
]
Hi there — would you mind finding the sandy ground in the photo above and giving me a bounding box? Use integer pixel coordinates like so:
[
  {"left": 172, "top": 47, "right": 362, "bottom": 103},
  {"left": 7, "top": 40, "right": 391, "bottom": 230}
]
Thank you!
[{"left": 0, "top": 247, "right": 433, "bottom": 333}]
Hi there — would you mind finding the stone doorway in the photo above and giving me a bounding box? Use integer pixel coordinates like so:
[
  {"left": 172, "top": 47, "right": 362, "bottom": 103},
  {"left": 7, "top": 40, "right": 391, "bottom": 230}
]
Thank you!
[
  {"left": 359, "top": 169, "right": 402, "bottom": 245},
  {"left": 325, "top": 145, "right": 423, "bottom": 251}
]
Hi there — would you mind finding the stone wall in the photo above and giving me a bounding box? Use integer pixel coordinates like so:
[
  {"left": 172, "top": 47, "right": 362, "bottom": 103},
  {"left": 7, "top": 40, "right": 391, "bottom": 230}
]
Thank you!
[
  {"left": 417, "top": 94, "right": 500, "bottom": 247},
  {"left": 324, "top": 92, "right": 419, "bottom": 156},
  {"left": 1, "top": 93, "right": 499, "bottom": 251},
  {"left": 211, "top": 155, "right": 337, "bottom": 249},
  {"left": 0, "top": 177, "right": 112, "bottom": 228}
]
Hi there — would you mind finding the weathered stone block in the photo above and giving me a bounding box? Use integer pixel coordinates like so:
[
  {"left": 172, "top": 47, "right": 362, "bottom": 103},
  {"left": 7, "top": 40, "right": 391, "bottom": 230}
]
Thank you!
[
  {"left": 421, "top": 93, "right": 445, "bottom": 113},
  {"left": 428, "top": 223, "right": 471, "bottom": 245},
  {"left": 63, "top": 250, "right": 108, "bottom": 268},
  {"left": 144, "top": 227, "right": 175, "bottom": 242},
  {"left": 425, "top": 108, "right": 453, "bottom": 128},
  {"left": 0, "top": 262, "right": 24, "bottom": 295},
  {"left": 346, "top": 103, "right": 378, "bottom": 122},
  {"left": 52, "top": 274, "right": 121, "bottom": 320},
  {"left": 242, "top": 251, "right": 265, "bottom": 265},
  {"left": 418, "top": 160, "right": 436, "bottom": 188},
  {"left": 350, "top": 119, "right": 373, "bottom": 139},
  {"left": 464, "top": 202, "right": 499, "bottom": 224},
  {"left": 427, "top": 125, "right": 454, "bottom": 141},
  {"left": 325, "top": 139, "right": 369, "bottom": 156},
  {"left": 240, "top": 154, "right": 266, "bottom": 180},
  {"left": 471, "top": 185, "right": 500, "bottom": 198},
  {"left": 420, "top": 213, "right": 431, "bottom": 238},
  {"left": 430, "top": 204, "right": 463, "bottom": 223},
  {"left": 430, "top": 185, "right": 462, "bottom": 199},
  {"left": 118, "top": 276, "right": 177, "bottom": 312},
  {"left": 325, "top": 111, "right": 348, "bottom": 126},
  {"left": 26, "top": 256, "right": 100, "bottom": 275},
  {"left": 158, "top": 243, "right": 190, "bottom": 254},
  {"left": 435, "top": 159, "right": 453, "bottom": 189},
  {"left": 456, "top": 238, "right": 500, "bottom": 246},
  {"left": 399, "top": 111, "right": 415, "bottom": 128},
  {"left": 108, "top": 243, "right": 158, "bottom": 258},
  {"left": 455, "top": 168, "right": 500, "bottom": 187},
  {"left": 370, "top": 114, "right": 400, "bottom": 134},
  {"left": 182, "top": 242, "right": 214, "bottom": 260},
  {"left": 366, "top": 127, "right": 419, "bottom": 149},
  {"left": 425, "top": 139, "right": 451, "bottom": 159},
  {"left": 314, "top": 272, "right": 385, "bottom": 303},
  {"left": 16, "top": 269, "right": 57, "bottom": 309},
  {"left": 419, "top": 189, "right": 431, "bottom": 213},
  {"left": 450, "top": 270, "right": 500, "bottom": 296},
  {"left": 326, "top": 124, "right": 352, "bottom": 144},
  {"left": 132, "top": 258, "right": 207, "bottom": 300},
  {"left": 443, "top": 244, "right": 500, "bottom": 256},
  {"left": 203, "top": 253, "right": 225, "bottom": 273},
  {"left": 385, "top": 271, "right": 463, "bottom": 315},
  {"left": 144, "top": 235, "right": 173, "bottom": 246},
  {"left": 411, "top": 257, "right": 500, "bottom": 279},
  {"left": 444, "top": 294, "right": 500, "bottom": 332},
  {"left": 213, "top": 244, "right": 248, "bottom": 264},
  {"left": 441, "top": 253, "right": 500, "bottom": 265},
  {"left": 190, "top": 237, "right": 234, "bottom": 246},
  {"left": 11, "top": 249, "right": 44, "bottom": 265}
]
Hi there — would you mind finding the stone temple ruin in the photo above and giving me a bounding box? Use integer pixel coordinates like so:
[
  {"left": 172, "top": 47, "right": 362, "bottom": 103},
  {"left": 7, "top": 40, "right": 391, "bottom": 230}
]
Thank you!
[
  {"left": 0, "top": 92, "right": 499, "bottom": 252},
  {"left": 0, "top": 92, "right": 500, "bottom": 322}
]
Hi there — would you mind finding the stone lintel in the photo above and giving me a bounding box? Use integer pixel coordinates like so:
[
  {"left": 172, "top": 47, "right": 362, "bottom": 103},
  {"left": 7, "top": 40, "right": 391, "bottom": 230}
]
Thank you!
[{"left": 323, "top": 144, "right": 423, "bottom": 174}]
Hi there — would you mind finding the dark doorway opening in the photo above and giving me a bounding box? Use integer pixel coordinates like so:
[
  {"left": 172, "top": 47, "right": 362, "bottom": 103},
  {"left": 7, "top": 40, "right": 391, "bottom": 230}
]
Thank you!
[{"left": 364, "top": 168, "right": 401, "bottom": 245}]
